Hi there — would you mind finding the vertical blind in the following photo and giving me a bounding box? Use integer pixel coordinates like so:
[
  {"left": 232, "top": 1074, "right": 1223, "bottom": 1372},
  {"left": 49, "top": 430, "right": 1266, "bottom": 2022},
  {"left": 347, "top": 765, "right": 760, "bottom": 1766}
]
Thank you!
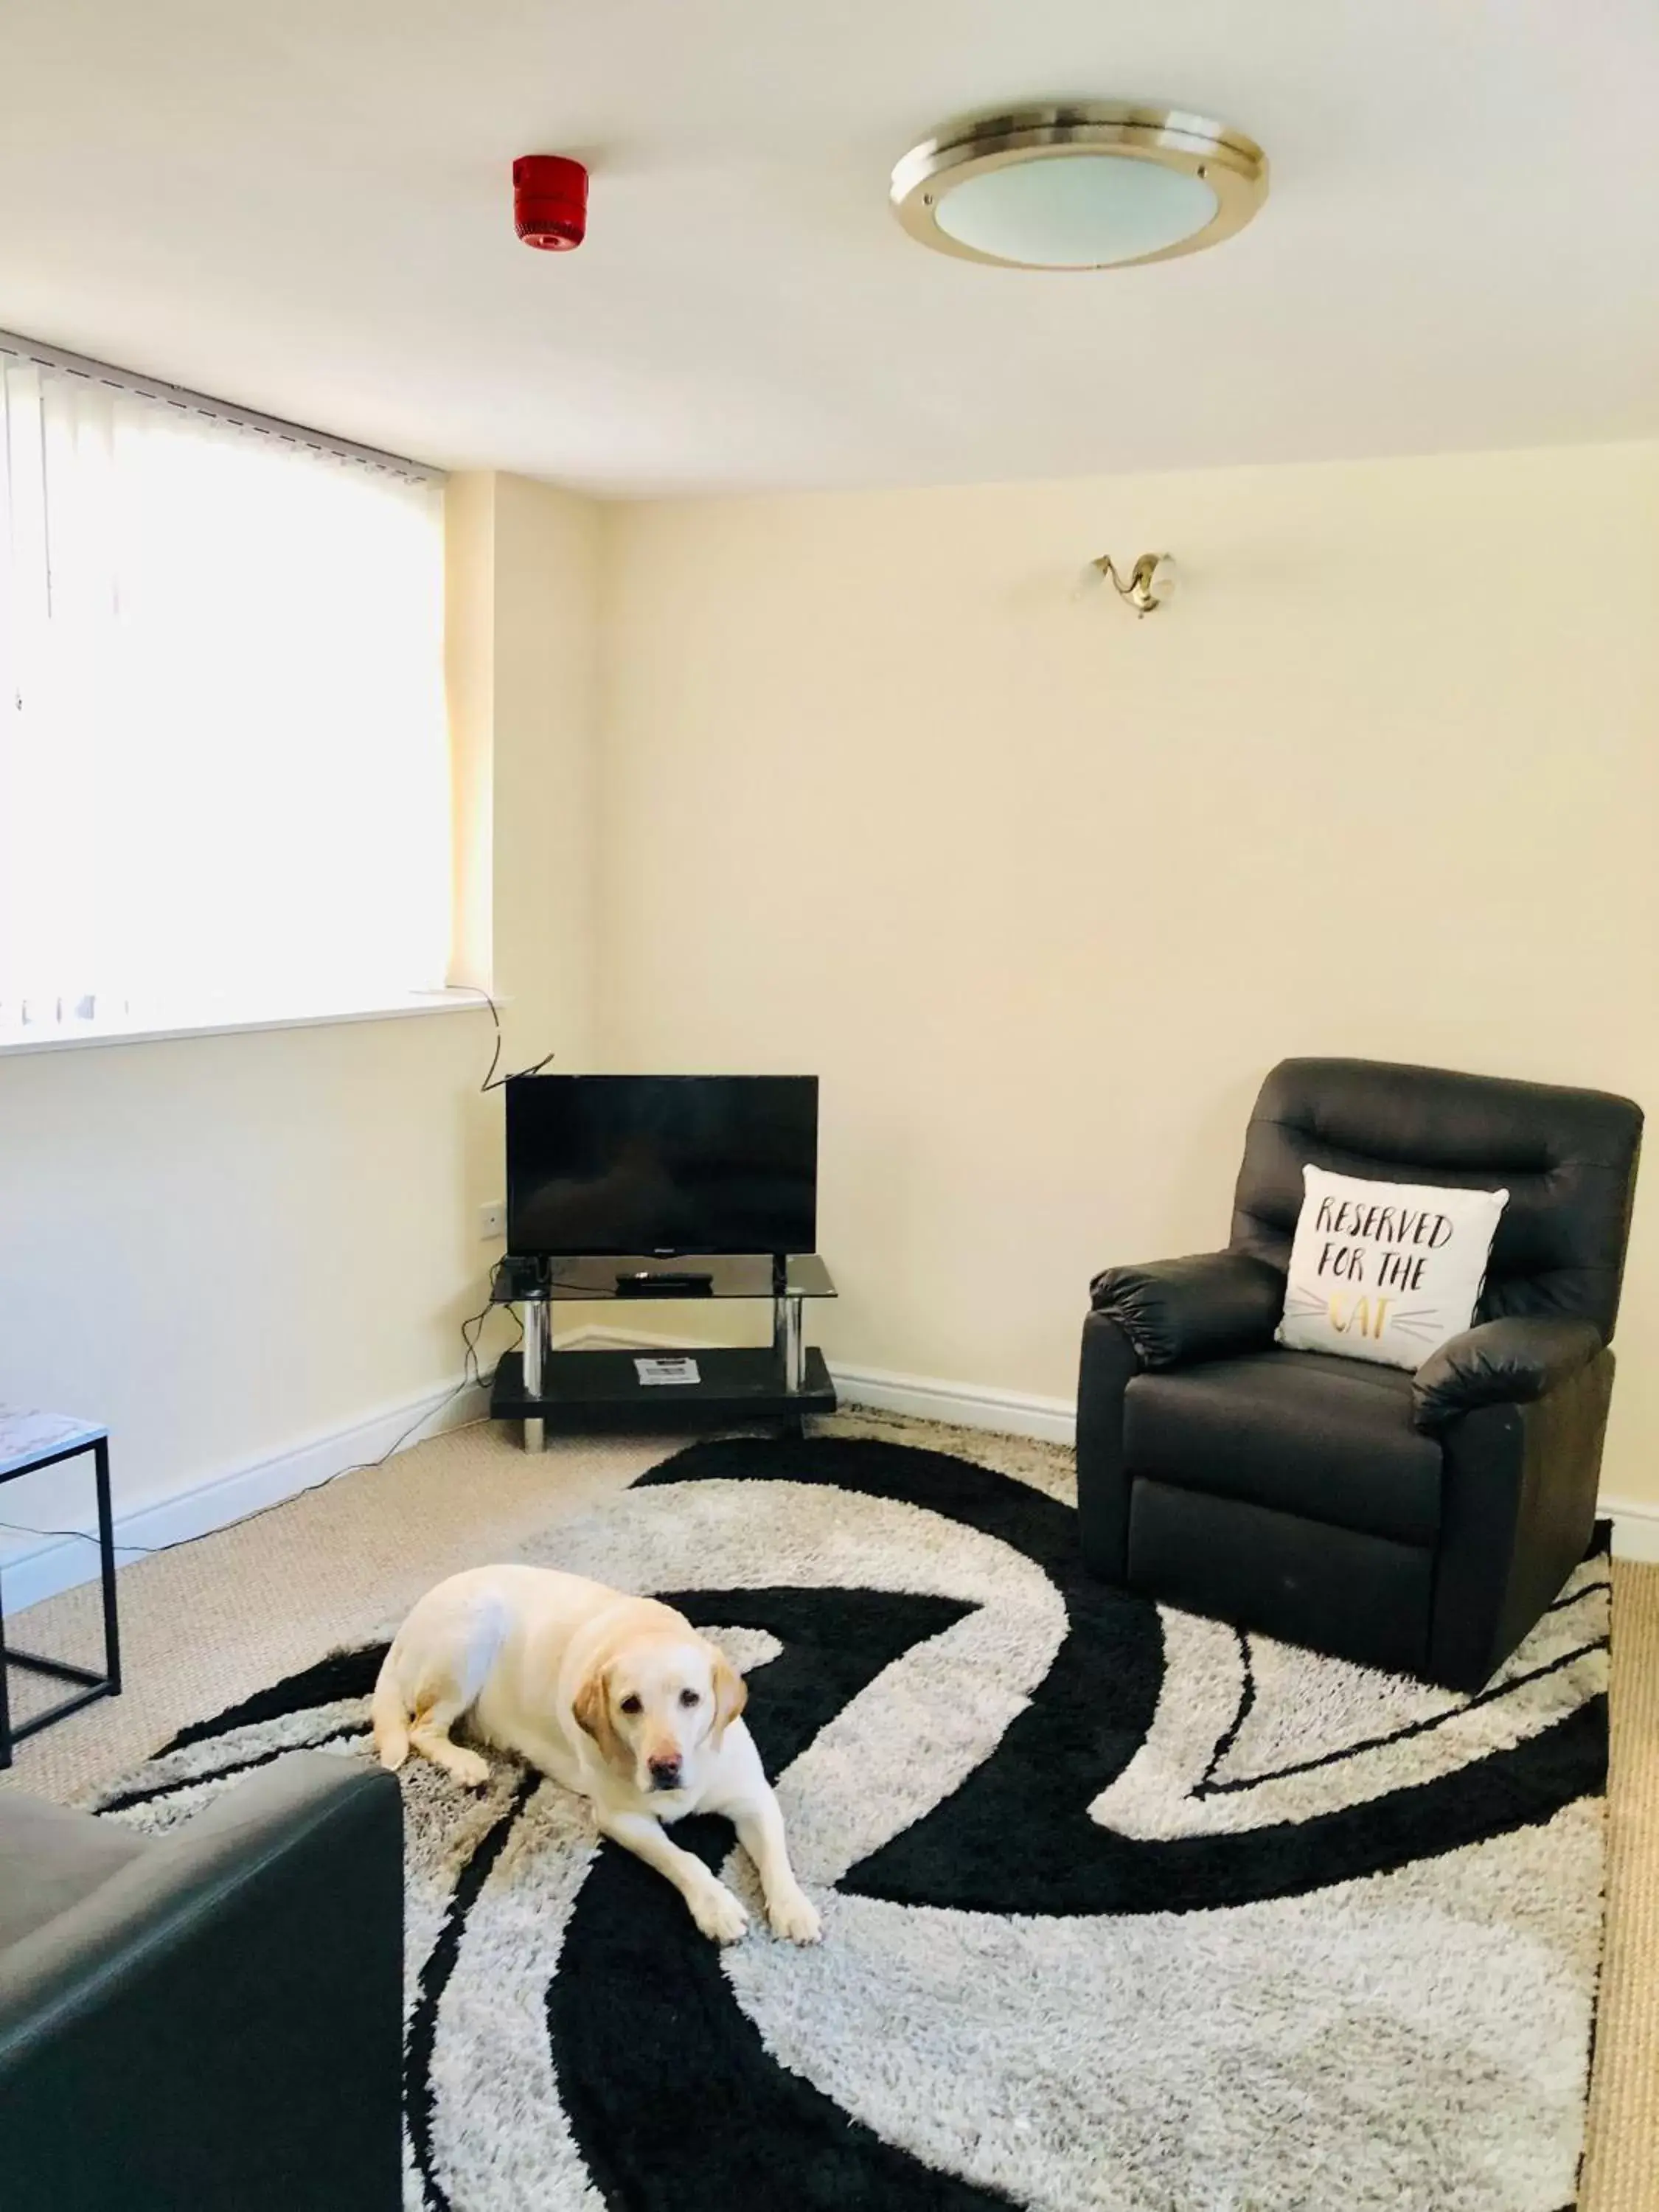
[{"left": 0, "top": 341, "right": 450, "bottom": 1029}]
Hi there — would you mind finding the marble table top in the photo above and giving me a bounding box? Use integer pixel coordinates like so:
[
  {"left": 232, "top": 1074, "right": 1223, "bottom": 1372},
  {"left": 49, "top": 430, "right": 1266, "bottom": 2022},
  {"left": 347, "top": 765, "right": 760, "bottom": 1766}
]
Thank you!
[{"left": 0, "top": 1407, "right": 107, "bottom": 1480}]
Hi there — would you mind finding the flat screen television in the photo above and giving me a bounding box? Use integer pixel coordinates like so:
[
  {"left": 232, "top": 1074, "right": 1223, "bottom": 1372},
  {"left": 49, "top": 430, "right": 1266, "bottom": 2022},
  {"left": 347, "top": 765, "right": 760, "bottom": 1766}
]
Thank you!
[{"left": 506, "top": 1074, "right": 818, "bottom": 1257}]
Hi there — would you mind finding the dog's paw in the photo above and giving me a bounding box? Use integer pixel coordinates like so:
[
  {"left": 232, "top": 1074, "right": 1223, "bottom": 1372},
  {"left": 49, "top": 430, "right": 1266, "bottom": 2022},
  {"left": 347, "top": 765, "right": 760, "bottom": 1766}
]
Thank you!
[
  {"left": 448, "top": 1748, "right": 492, "bottom": 1790},
  {"left": 690, "top": 1881, "right": 750, "bottom": 1944},
  {"left": 767, "top": 1885, "right": 822, "bottom": 1945}
]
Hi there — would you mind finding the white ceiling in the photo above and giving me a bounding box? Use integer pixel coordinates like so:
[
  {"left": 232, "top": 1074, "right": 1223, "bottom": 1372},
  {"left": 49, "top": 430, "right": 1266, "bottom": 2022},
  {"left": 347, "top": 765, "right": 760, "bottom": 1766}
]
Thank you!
[{"left": 4, "top": 1, "right": 1658, "bottom": 495}]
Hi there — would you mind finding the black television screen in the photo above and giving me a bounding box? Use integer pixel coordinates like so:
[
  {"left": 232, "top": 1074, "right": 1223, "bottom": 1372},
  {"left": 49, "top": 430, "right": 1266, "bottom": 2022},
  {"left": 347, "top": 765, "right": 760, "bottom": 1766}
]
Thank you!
[{"left": 506, "top": 1075, "right": 818, "bottom": 1257}]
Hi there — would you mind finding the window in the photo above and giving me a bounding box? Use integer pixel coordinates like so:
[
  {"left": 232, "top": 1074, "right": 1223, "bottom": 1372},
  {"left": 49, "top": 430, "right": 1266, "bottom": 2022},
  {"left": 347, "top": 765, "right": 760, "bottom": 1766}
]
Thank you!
[{"left": 0, "top": 337, "right": 450, "bottom": 1036}]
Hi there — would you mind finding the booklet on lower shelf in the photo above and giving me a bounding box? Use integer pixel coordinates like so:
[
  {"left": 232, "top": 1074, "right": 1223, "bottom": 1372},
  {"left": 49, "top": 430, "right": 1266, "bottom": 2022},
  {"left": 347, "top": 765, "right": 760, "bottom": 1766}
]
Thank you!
[{"left": 635, "top": 1356, "right": 700, "bottom": 1387}]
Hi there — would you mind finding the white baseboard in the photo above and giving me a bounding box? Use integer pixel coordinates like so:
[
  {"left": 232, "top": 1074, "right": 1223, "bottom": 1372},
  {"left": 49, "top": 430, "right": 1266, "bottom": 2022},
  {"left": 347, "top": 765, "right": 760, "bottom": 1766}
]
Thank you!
[
  {"left": 826, "top": 1359, "right": 1077, "bottom": 1446},
  {"left": 10, "top": 1327, "right": 1651, "bottom": 1618},
  {"left": 1, "top": 1375, "right": 487, "bottom": 1619},
  {"left": 1600, "top": 1495, "right": 1659, "bottom": 1565},
  {"left": 556, "top": 1324, "right": 1077, "bottom": 1446},
  {"left": 568, "top": 1323, "right": 1659, "bottom": 1550}
]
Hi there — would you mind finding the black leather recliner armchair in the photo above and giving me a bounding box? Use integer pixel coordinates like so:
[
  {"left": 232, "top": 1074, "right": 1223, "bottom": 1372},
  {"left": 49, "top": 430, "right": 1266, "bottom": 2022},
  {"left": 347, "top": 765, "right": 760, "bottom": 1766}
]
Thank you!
[
  {"left": 0, "top": 1753, "right": 404, "bottom": 2212},
  {"left": 1077, "top": 1058, "right": 1643, "bottom": 1689}
]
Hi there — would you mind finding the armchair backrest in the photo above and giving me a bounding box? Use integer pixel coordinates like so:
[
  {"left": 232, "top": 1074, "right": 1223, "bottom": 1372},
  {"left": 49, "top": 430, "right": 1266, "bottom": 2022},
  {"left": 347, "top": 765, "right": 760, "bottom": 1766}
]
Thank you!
[{"left": 1230, "top": 1057, "right": 1643, "bottom": 1338}]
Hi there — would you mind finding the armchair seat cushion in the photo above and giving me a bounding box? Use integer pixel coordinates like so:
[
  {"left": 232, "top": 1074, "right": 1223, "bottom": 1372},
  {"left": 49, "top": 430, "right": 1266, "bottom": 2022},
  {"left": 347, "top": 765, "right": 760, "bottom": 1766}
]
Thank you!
[{"left": 1122, "top": 1347, "right": 1443, "bottom": 1548}]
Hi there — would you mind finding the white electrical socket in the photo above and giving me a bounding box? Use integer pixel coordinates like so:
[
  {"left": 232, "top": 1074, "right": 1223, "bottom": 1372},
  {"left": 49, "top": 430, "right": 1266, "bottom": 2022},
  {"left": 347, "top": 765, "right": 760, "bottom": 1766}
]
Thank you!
[{"left": 479, "top": 1200, "right": 506, "bottom": 1242}]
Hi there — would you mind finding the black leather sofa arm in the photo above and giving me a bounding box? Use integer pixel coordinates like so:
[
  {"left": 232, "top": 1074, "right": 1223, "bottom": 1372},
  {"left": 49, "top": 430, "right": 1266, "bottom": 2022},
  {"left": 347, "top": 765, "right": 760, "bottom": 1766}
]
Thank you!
[
  {"left": 1089, "top": 1251, "right": 1285, "bottom": 1369},
  {"left": 1412, "top": 1316, "right": 1607, "bottom": 1436},
  {"left": 0, "top": 1755, "right": 405, "bottom": 2212}
]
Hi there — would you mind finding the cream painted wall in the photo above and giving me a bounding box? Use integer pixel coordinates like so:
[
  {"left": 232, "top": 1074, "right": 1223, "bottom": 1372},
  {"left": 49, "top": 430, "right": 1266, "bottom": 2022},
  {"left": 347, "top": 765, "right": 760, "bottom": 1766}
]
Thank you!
[
  {"left": 462, "top": 470, "right": 605, "bottom": 1364},
  {"left": 597, "top": 444, "right": 1659, "bottom": 1502},
  {"left": 0, "top": 1010, "right": 490, "bottom": 1546},
  {"left": 7, "top": 439, "right": 1653, "bottom": 1600},
  {"left": 445, "top": 470, "right": 495, "bottom": 995},
  {"left": 0, "top": 471, "right": 598, "bottom": 1589},
  {"left": 442, "top": 467, "right": 599, "bottom": 1078},
  {"left": 489, "top": 473, "right": 599, "bottom": 1077}
]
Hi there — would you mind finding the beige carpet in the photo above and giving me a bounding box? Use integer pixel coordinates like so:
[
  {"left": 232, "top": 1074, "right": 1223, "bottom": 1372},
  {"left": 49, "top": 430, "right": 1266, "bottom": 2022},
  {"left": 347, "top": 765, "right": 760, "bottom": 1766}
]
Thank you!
[{"left": 3, "top": 1411, "right": 1652, "bottom": 2208}]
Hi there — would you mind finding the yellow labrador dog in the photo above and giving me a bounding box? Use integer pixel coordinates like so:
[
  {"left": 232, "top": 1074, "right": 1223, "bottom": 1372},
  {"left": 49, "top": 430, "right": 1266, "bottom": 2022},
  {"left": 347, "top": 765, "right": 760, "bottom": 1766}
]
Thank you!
[{"left": 372, "top": 1564, "right": 821, "bottom": 1946}]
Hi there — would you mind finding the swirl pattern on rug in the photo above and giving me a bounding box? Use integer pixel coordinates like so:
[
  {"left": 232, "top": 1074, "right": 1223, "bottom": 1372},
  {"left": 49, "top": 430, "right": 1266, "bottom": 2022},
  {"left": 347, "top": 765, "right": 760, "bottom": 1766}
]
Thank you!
[{"left": 92, "top": 1432, "right": 1607, "bottom": 2212}]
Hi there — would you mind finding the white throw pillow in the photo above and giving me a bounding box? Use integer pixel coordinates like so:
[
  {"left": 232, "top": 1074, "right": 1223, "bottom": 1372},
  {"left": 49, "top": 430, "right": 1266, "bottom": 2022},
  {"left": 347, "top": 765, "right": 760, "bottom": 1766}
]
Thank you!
[{"left": 1276, "top": 1164, "right": 1509, "bottom": 1371}]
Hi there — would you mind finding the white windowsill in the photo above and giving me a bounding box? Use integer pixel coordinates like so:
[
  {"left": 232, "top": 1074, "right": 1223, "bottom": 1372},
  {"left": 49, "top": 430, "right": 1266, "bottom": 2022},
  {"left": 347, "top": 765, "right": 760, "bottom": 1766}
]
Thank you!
[{"left": 0, "top": 987, "right": 491, "bottom": 1059}]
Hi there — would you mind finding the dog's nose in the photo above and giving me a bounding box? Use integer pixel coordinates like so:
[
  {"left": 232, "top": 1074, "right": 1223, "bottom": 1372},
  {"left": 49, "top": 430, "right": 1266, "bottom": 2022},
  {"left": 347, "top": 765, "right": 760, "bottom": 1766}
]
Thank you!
[{"left": 647, "top": 1755, "right": 682, "bottom": 1790}]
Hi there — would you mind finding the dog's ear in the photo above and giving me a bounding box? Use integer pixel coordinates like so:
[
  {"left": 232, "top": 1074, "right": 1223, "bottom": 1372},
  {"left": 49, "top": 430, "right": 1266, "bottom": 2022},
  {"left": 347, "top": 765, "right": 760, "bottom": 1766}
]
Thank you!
[
  {"left": 572, "top": 1663, "right": 619, "bottom": 1766},
  {"left": 709, "top": 1648, "right": 748, "bottom": 1745}
]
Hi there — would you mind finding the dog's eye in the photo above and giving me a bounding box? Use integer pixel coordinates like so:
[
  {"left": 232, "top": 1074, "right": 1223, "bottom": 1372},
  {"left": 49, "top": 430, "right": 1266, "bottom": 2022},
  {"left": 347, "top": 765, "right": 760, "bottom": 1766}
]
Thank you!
[
  {"left": 678, "top": 1688, "right": 700, "bottom": 1708},
  {"left": 619, "top": 1694, "right": 642, "bottom": 1715}
]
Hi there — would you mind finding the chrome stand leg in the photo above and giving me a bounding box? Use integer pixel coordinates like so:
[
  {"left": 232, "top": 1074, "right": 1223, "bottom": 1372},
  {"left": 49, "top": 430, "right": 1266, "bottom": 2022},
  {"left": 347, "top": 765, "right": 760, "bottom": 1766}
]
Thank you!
[
  {"left": 521, "top": 1299, "right": 549, "bottom": 1453},
  {"left": 521, "top": 1299, "right": 545, "bottom": 1394},
  {"left": 773, "top": 1293, "right": 805, "bottom": 1394}
]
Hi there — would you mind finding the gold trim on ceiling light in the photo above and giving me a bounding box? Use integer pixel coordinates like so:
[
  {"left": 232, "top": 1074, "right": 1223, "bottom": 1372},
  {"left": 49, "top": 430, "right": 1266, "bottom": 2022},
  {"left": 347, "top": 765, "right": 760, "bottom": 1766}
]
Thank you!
[{"left": 889, "top": 101, "right": 1268, "bottom": 271}]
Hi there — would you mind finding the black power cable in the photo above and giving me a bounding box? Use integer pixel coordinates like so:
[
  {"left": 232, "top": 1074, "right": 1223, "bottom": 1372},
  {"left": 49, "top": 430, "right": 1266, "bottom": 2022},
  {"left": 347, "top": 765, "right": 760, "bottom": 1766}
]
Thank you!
[
  {"left": 460, "top": 982, "right": 557, "bottom": 1093},
  {"left": 0, "top": 1285, "right": 519, "bottom": 1562}
]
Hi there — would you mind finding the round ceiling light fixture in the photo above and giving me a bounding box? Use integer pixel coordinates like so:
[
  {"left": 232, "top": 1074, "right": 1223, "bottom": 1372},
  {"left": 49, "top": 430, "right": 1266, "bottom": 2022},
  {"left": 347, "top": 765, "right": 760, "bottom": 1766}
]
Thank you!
[{"left": 889, "top": 102, "right": 1267, "bottom": 271}]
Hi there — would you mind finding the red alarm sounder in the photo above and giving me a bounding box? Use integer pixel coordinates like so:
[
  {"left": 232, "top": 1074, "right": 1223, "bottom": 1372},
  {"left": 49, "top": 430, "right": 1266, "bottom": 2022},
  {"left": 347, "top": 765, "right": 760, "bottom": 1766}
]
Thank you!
[{"left": 513, "top": 156, "right": 588, "bottom": 251}]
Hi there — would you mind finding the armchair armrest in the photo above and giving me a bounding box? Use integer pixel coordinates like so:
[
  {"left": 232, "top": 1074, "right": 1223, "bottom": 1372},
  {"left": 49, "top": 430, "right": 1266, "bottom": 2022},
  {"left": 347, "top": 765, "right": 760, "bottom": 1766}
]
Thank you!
[
  {"left": 1089, "top": 1250, "right": 1284, "bottom": 1369},
  {"left": 0, "top": 1755, "right": 404, "bottom": 2212},
  {"left": 1412, "top": 1315, "right": 1606, "bottom": 1436}
]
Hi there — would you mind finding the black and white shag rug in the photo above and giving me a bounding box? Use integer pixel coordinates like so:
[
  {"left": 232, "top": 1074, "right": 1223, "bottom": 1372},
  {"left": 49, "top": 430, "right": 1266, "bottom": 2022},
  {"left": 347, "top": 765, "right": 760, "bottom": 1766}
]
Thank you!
[{"left": 94, "top": 1430, "right": 1609, "bottom": 2212}]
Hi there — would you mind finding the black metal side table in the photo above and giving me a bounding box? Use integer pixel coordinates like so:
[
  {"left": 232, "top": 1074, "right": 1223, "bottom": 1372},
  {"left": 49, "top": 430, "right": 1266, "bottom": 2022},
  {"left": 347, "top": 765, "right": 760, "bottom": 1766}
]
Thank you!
[{"left": 0, "top": 1409, "right": 122, "bottom": 1769}]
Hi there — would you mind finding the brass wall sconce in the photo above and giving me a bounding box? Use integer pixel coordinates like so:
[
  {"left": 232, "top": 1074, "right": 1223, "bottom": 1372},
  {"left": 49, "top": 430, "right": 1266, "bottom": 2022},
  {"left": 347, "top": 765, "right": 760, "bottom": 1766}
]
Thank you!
[{"left": 1093, "top": 552, "right": 1178, "bottom": 616}]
